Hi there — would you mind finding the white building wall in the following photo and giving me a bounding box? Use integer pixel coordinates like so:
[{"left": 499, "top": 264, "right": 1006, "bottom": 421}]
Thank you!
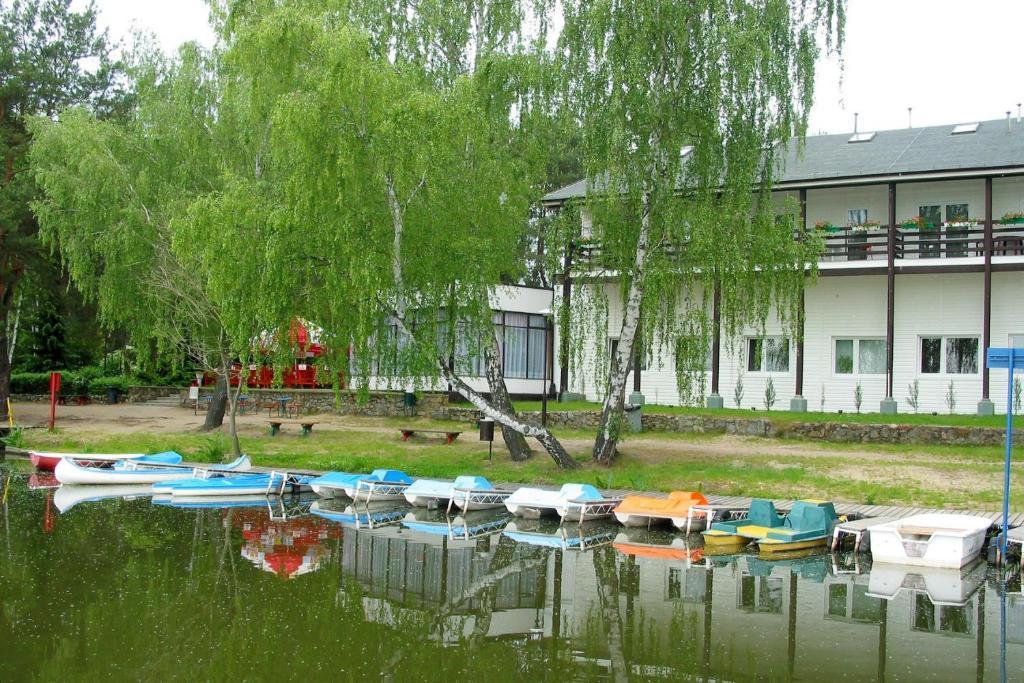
[{"left": 563, "top": 269, "right": 1024, "bottom": 414}]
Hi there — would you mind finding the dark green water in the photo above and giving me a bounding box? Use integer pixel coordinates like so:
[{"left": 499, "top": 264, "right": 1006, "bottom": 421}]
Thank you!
[{"left": 1, "top": 462, "right": 1022, "bottom": 681}]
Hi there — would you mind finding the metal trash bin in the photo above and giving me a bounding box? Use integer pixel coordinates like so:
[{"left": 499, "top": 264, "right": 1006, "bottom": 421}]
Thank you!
[
  {"left": 403, "top": 391, "right": 417, "bottom": 416},
  {"left": 479, "top": 418, "right": 495, "bottom": 442}
]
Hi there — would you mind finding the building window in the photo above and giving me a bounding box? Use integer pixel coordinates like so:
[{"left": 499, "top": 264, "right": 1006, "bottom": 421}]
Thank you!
[
  {"left": 747, "top": 337, "right": 789, "bottom": 373},
  {"left": 921, "top": 336, "right": 978, "bottom": 374},
  {"left": 834, "top": 338, "right": 885, "bottom": 375},
  {"left": 1011, "top": 334, "right": 1024, "bottom": 348},
  {"left": 848, "top": 209, "right": 868, "bottom": 226},
  {"left": 945, "top": 203, "right": 969, "bottom": 223},
  {"left": 498, "top": 313, "right": 547, "bottom": 379}
]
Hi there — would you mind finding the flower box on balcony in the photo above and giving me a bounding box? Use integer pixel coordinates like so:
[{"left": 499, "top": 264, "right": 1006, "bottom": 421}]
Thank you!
[{"left": 999, "top": 212, "right": 1024, "bottom": 225}]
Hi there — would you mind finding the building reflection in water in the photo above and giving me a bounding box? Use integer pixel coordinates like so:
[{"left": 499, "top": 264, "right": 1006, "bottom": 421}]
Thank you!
[{"left": 313, "top": 510, "right": 1022, "bottom": 681}]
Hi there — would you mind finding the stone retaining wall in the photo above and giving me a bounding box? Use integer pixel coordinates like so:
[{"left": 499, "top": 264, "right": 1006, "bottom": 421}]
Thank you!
[
  {"left": 447, "top": 406, "right": 1024, "bottom": 446},
  {"left": 182, "top": 387, "right": 449, "bottom": 418},
  {"left": 126, "top": 386, "right": 179, "bottom": 403}
]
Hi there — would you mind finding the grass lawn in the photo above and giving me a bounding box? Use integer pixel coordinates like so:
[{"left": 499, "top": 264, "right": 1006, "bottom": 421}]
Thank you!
[
  {"left": 14, "top": 414, "right": 1024, "bottom": 512},
  {"left": 512, "top": 400, "right": 1012, "bottom": 429}
]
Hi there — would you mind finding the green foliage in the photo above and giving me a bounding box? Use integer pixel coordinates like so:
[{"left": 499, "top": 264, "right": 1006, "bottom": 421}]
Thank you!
[
  {"left": 945, "top": 381, "right": 957, "bottom": 414},
  {"left": 0, "top": 0, "right": 122, "bottom": 399},
  {"left": 557, "top": 0, "right": 845, "bottom": 403},
  {"left": 9, "top": 371, "right": 50, "bottom": 393},
  {"left": 853, "top": 382, "right": 863, "bottom": 414},
  {"left": 0, "top": 426, "right": 26, "bottom": 448},
  {"left": 733, "top": 374, "right": 745, "bottom": 409},
  {"left": 88, "top": 375, "right": 130, "bottom": 394},
  {"left": 197, "top": 435, "right": 228, "bottom": 463},
  {"left": 906, "top": 380, "right": 920, "bottom": 414},
  {"left": 763, "top": 377, "right": 776, "bottom": 411}
]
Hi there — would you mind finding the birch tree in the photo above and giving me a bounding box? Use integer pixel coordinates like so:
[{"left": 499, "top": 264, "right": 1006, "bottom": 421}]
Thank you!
[
  {"left": 556, "top": 0, "right": 844, "bottom": 463},
  {"left": 223, "top": 6, "right": 578, "bottom": 467}
]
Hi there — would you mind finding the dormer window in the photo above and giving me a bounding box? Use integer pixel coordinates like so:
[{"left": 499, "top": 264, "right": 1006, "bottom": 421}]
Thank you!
[
  {"left": 951, "top": 123, "right": 979, "bottom": 135},
  {"left": 848, "top": 132, "right": 876, "bottom": 143}
]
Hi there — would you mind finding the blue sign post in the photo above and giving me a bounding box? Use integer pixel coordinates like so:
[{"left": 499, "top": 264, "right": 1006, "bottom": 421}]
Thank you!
[{"left": 985, "top": 347, "right": 1022, "bottom": 562}]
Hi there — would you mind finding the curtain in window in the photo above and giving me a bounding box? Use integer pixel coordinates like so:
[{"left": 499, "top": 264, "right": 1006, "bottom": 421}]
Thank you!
[
  {"left": 858, "top": 340, "right": 885, "bottom": 374},
  {"left": 765, "top": 338, "right": 789, "bottom": 372},
  {"left": 946, "top": 338, "right": 978, "bottom": 374},
  {"left": 503, "top": 313, "right": 529, "bottom": 378},
  {"left": 527, "top": 328, "right": 546, "bottom": 379}
]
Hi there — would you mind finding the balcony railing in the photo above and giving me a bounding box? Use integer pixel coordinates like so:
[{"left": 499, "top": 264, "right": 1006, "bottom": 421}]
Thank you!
[
  {"left": 819, "top": 224, "right": 1024, "bottom": 263},
  {"left": 569, "top": 224, "right": 1024, "bottom": 270}
]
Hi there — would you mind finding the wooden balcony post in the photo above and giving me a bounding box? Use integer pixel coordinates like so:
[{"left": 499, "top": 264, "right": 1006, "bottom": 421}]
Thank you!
[
  {"left": 791, "top": 188, "right": 808, "bottom": 412},
  {"left": 558, "top": 242, "right": 573, "bottom": 398},
  {"left": 881, "top": 182, "right": 898, "bottom": 414},
  {"left": 707, "top": 275, "right": 723, "bottom": 408},
  {"left": 980, "top": 177, "right": 995, "bottom": 415}
]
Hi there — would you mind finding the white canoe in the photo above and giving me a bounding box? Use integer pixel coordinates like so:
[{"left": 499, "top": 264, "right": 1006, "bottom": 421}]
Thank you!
[
  {"left": 55, "top": 455, "right": 251, "bottom": 486},
  {"left": 53, "top": 484, "right": 155, "bottom": 513}
]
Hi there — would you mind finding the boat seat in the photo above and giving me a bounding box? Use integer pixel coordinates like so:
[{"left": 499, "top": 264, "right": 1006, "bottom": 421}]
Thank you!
[{"left": 748, "top": 500, "right": 785, "bottom": 528}]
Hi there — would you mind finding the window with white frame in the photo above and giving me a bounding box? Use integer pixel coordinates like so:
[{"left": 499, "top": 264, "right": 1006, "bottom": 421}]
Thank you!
[
  {"left": 747, "top": 337, "right": 790, "bottom": 373},
  {"left": 920, "top": 336, "right": 979, "bottom": 374},
  {"left": 1010, "top": 334, "right": 1024, "bottom": 348},
  {"left": 834, "top": 338, "right": 885, "bottom": 375}
]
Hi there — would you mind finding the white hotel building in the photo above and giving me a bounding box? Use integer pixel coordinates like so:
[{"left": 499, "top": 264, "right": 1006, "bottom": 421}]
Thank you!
[{"left": 543, "top": 117, "right": 1024, "bottom": 415}]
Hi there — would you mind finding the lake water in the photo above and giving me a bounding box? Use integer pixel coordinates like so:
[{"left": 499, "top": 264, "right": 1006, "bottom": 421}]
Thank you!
[{"left": 2, "top": 462, "right": 1022, "bottom": 681}]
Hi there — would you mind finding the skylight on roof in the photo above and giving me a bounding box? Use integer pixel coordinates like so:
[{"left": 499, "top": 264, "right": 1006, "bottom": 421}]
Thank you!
[
  {"left": 848, "top": 132, "right": 876, "bottom": 143},
  {"left": 951, "top": 122, "right": 979, "bottom": 135}
]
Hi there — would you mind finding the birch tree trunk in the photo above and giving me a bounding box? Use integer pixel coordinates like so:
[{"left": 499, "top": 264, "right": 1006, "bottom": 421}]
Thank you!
[
  {"left": 221, "top": 350, "right": 243, "bottom": 459},
  {"left": 432, "top": 350, "right": 577, "bottom": 469},
  {"left": 592, "top": 185, "right": 652, "bottom": 464},
  {"left": 483, "top": 330, "right": 531, "bottom": 461},
  {"left": 201, "top": 371, "right": 228, "bottom": 432},
  {"left": 593, "top": 546, "right": 628, "bottom": 683}
]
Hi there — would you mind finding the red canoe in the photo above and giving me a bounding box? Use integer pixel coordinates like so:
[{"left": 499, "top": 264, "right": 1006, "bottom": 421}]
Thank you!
[{"left": 29, "top": 451, "right": 145, "bottom": 471}]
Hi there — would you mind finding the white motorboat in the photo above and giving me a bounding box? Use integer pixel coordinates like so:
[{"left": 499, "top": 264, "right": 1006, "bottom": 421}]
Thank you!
[
  {"left": 868, "top": 514, "right": 992, "bottom": 568},
  {"left": 54, "top": 455, "right": 251, "bottom": 486}
]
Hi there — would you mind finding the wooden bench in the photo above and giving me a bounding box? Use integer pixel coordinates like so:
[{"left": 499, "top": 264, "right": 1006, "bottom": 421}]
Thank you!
[
  {"left": 399, "top": 428, "right": 463, "bottom": 444},
  {"left": 267, "top": 420, "right": 319, "bottom": 436}
]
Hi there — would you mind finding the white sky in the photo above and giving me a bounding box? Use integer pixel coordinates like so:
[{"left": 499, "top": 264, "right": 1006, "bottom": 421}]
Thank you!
[{"left": 89, "top": 0, "right": 1024, "bottom": 136}]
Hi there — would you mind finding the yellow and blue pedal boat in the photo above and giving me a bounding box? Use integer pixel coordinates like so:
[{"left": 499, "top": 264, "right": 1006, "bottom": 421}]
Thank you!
[{"left": 701, "top": 499, "right": 839, "bottom": 555}]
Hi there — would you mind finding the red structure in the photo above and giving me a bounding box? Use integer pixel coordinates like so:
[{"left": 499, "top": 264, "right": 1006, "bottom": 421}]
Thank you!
[
  {"left": 231, "top": 508, "right": 341, "bottom": 579},
  {"left": 201, "top": 319, "right": 345, "bottom": 389}
]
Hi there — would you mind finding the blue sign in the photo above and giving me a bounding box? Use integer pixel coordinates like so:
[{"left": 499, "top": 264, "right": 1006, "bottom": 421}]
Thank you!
[{"left": 986, "top": 347, "right": 1024, "bottom": 370}]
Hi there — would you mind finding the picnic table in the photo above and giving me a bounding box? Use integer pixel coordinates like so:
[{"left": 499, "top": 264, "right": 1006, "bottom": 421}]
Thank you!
[
  {"left": 267, "top": 419, "right": 318, "bottom": 436},
  {"left": 399, "top": 428, "right": 463, "bottom": 444},
  {"left": 267, "top": 396, "right": 292, "bottom": 417}
]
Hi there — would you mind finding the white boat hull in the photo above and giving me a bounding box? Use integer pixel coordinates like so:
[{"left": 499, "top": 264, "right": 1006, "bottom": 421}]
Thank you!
[
  {"left": 55, "top": 455, "right": 251, "bottom": 486},
  {"left": 868, "top": 514, "right": 991, "bottom": 568},
  {"left": 404, "top": 493, "right": 449, "bottom": 507},
  {"left": 311, "top": 484, "right": 346, "bottom": 499},
  {"left": 53, "top": 484, "right": 154, "bottom": 513}
]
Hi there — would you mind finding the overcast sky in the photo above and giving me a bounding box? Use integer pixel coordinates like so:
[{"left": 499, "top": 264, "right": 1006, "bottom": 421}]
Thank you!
[{"left": 90, "top": 0, "right": 1024, "bottom": 136}]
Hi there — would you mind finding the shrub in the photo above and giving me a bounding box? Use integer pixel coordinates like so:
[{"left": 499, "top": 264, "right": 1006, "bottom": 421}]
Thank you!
[
  {"left": 763, "top": 377, "right": 776, "bottom": 411},
  {"left": 854, "top": 382, "right": 863, "bottom": 414},
  {"left": 89, "top": 376, "right": 131, "bottom": 394},
  {"left": 9, "top": 372, "right": 52, "bottom": 394},
  {"left": 906, "top": 380, "right": 920, "bottom": 413}
]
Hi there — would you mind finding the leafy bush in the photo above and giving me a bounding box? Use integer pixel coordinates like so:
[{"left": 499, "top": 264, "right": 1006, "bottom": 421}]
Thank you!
[
  {"left": 9, "top": 372, "right": 53, "bottom": 394},
  {"left": 89, "top": 376, "right": 131, "bottom": 394}
]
